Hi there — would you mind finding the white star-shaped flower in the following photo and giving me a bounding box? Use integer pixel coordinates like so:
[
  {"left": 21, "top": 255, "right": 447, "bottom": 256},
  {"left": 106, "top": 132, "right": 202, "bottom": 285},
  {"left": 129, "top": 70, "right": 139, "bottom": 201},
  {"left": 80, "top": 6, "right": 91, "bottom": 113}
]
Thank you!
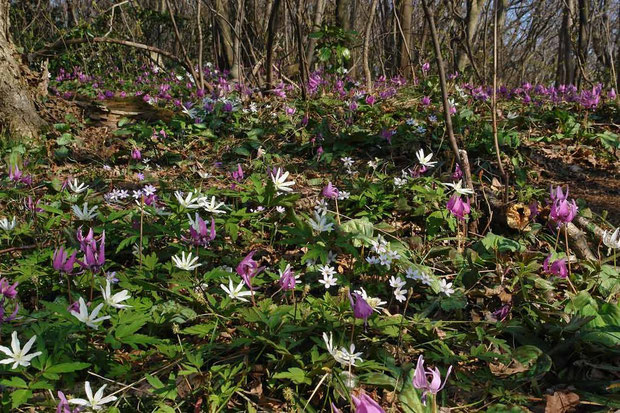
[
  {"left": 174, "top": 191, "right": 202, "bottom": 209},
  {"left": 101, "top": 280, "right": 131, "bottom": 309},
  {"left": 444, "top": 180, "right": 474, "bottom": 195},
  {"left": 0, "top": 331, "right": 42, "bottom": 369},
  {"left": 416, "top": 149, "right": 437, "bottom": 168},
  {"left": 68, "top": 179, "right": 89, "bottom": 194},
  {"left": 308, "top": 211, "right": 334, "bottom": 233},
  {"left": 220, "top": 278, "right": 253, "bottom": 302},
  {"left": 199, "top": 196, "right": 226, "bottom": 214},
  {"left": 271, "top": 168, "right": 295, "bottom": 192},
  {"left": 69, "top": 381, "right": 117, "bottom": 411},
  {"left": 171, "top": 251, "right": 201, "bottom": 271},
  {"left": 71, "top": 298, "right": 110, "bottom": 329},
  {"left": 0, "top": 216, "right": 17, "bottom": 231}
]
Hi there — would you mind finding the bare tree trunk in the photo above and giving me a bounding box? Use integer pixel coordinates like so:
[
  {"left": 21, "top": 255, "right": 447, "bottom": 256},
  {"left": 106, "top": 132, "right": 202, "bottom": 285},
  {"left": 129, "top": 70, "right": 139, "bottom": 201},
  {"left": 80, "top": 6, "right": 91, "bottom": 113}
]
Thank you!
[
  {"left": 457, "top": 0, "right": 486, "bottom": 72},
  {"left": 556, "top": 0, "right": 575, "bottom": 85},
  {"left": 398, "top": 0, "right": 413, "bottom": 75},
  {"left": 574, "top": 0, "right": 589, "bottom": 88},
  {"left": 214, "top": 0, "right": 235, "bottom": 73},
  {"left": 0, "top": 0, "right": 46, "bottom": 138},
  {"left": 306, "top": 0, "right": 326, "bottom": 70},
  {"left": 265, "top": 0, "right": 281, "bottom": 89},
  {"left": 364, "top": 0, "right": 380, "bottom": 92}
]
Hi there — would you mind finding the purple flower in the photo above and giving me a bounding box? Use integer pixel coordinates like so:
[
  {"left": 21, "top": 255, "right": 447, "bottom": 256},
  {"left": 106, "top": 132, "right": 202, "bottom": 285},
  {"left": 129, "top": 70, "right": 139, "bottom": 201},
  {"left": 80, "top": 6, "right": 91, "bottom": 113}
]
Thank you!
[
  {"left": 236, "top": 251, "right": 264, "bottom": 290},
  {"left": 421, "top": 96, "right": 431, "bottom": 106},
  {"left": 349, "top": 292, "right": 373, "bottom": 323},
  {"left": 231, "top": 164, "right": 244, "bottom": 183},
  {"left": 451, "top": 164, "right": 463, "bottom": 181},
  {"left": 349, "top": 101, "right": 359, "bottom": 111},
  {"left": 492, "top": 304, "right": 511, "bottom": 321},
  {"left": 351, "top": 392, "right": 385, "bottom": 413},
  {"left": 0, "top": 300, "right": 19, "bottom": 324},
  {"left": 421, "top": 62, "right": 430, "bottom": 73},
  {"left": 56, "top": 391, "right": 81, "bottom": 413},
  {"left": 550, "top": 199, "right": 578, "bottom": 225},
  {"left": 543, "top": 255, "right": 568, "bottom": 278},
  {"left": 0, "top": 278, "right": 18, "bottom": 299},
  {"left": 67, "top": 301, "right": 80, "bottom": 313},
  {"left": 529, "top": 201, "right": 540, "bottom": 220},
  {"left": 8, "top": 164, "right": 22, "bottom": 182},
  {"left": 278, "top": 265, "right": 297, "bottom": 291},
  {"left": 184, "top": 216, "right": 216, "bottom": 247},
  {"left": 365, "top": 95, "right": 376, "bottom": 106},
  {"left": 549, "top": 185, "right": 568, "bottom": 203},
  {"left": 380, "top": 128, "right": 395, "bottom": 144},
  {"left": 322, "top": 182, "right": 339, "bottom": 199},
  {"left": 446, "top": 195, "right": 471, "bottom": 220},
  {"left": 412, "top": 355, "right": 452, "bottom": 405},
  {"left": 77, "top": 230, "right": 106, "bottom": 272},
  {"left": 52, "top": 247, "right": 78, "bottom": 274},
  {"left": 131, "top": 148, "right": 142, "bottom": 160},
  {"left": 609, "top": 88, "right": 616, "bottom": 100},
  {"left": 25, "top": 196, "right": 43, "bottom": 213},
  {"left": 285, "top": 106, "right": 296, "bottom": 116}
]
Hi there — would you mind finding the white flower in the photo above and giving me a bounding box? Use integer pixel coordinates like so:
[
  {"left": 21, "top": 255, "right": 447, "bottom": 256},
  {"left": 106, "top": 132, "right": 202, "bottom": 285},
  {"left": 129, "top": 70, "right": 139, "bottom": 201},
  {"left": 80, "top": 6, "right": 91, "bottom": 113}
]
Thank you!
[
  {"left": 0, "top": 331, "right": 42, "bottom": 369},
  {"left": 394, "top": 177, "right": 407, "bottom": 187},
  {"left": 101, "top": 280, "right": 131, "bottom": 309},
  {"left": 354, "top": 287, "right": 387, "bottom": 313},
  {"left": 71, "top": 298, "right": 110, "bottom": 329},
  {"left": 337, "top": 191, "right": 350, "bottom": 200},
  {"left": 271, "top": 168, "right": 295, "bottom": 192},
  {"left": 199, "top": 196, "right": 226, "bottom": 214},
  {"left": 416, "top": 125, "right": 427, "bottom": 134},
  {"left": 367, "top": 159, "right": 379, "bottom": 169},
  {"left": 406, "top": 118, "right": 417, "bottom": 126},
  {"left": 197, "top": 170, "right": 212, "bottom": 179},
  {"left": 72, "top": 203, "right": 99, "bottom": 221},
  {"left": 131, "top": 190, "right": 143, "bottom": 200},
  {"left": 602, "top": 228, "right": 620, "bottom": 251},
  {"left": 68, "top": 179, "right": 89, "bottom": 193},
  {"left": 416, "top": 149, "right": 437, "bottom": 168},
  {"left": 174, "top": 191, "right": 202, "bottom": 209},
  {"left": 182, "top": 106, "right": 199, "bottom": 119},
  {"left": 438, "top": 279, "right": 455, "bottom": 297},
  {"left": 308, "top": 211, "right": 334, "bottom": 233},
  {"left": 220, "top": 278, "right": 252, "bottom": 302},
  {"left": 366, "top": 256, "right": 380, "bottom": 265},
  {"left": 394, "top": 288, "right": 407, "bottom": 302},
  {"left": 389, "top": 276, "right": 406, "bottom": 289},
  {"left": 323, "top": 333, "right": 363, "bottom": 366},
  {"left": 318, "top": 264, "right": 336, "bottom": 278},
  {"left": 275, "top": 206, "right": 286, "bottom": 214},
  {"left": 318, "top": 272, "right": 338, "bottom": 289},
  {"left": 249, "top": 102, "right": 258, "bottom": 113},
  {"left": 406, "top": 267, "right": 433, "bottom": 285},
  {"left": 0, "top": 216, "right": 17, "bottom": 231},
  {"left": 171, "top": 251, "right": 201, "bottom": 271},
  {"left": 506, "top": 111, "right": 518, "bottom": 119},
  {"left": 341, "top": 157, "right": 354, "bottom": 168},
  {"left": 444, "top": 180, "right": 474, "bottom": 196},
  {"left": 69, "top": 381, "right": 117, "bottom": 411},
  {"left": 314, "top": 199, "right": 329, "bottom": 215},
  {"left": 142, "top": 185, "right": 157, "bottom": 196}
]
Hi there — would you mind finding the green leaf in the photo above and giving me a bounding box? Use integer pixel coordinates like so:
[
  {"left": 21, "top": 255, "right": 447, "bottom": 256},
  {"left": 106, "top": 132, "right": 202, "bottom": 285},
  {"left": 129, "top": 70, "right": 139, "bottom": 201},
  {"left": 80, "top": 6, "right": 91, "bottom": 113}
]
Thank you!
[
  {"left": 273, "top": 367, "right": 312, "bottom": 385},
  {"left": 11, "top": 389, "right": 32, "bottom": 409},
  {"left": 47, "top": 362, "right": 91, "bottom": 373}
]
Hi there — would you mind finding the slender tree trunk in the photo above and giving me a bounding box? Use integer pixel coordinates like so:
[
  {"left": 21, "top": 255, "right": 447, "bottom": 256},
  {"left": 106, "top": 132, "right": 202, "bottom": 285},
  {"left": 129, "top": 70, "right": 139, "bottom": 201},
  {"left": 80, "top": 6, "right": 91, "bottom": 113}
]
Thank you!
[
  {"left": 457, "top": 0, "right": 486, "bottom": 72},
  {"left": 364, "top": 0, "right": 380, "bottom": 92},
  {"left": 398, "top": 0, "right": 413, "bottom": 75},
  {"left": 556, "top": 0, "right": 575, "bottom": 85},
  {"left": 215, "top": 0, "right": 235, "bottom": 73},
  {"left": 0, "top": 0, "right": 46, "bottom": 138},
  {"left": 574, "top": 0, "right": 589, "bottom": 88},
  {"left": 265, "top": 0, "right": 281, "bottom": 89},
  {"left": 306, "top": 0, "right": 326, "bottom": 70}
]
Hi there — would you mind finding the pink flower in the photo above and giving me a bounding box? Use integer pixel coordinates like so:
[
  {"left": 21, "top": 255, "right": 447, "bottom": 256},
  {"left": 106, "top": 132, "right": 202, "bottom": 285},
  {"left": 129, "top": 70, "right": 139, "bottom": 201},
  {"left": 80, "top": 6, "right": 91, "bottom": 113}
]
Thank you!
[
  {"left": 421, "top": 62, "right": 430, "bottom": 73},
  {"left": 236, "top": 251, "right": 264, "bottom": 290},
  {"left": 131, "top": 148, "right": 142, "bottom": 160},
  {"left": 351, "top": 392, "right": 385, "bottom": 413},
  {"left": 421, "top": 96, "right": 431, "bottom": 106},
  {"left": 412, "top": 355, "right": 452, "bottom": 405},
  {"left": 543, "top": 255, "right": 568, "bottom": 278},
  {"left": 446, "top": 195, "right": 471, "bottom": 220},
  {"left": 349, "top": 292, "right": 373, "bottom": 323},
  {"left": 365, "top": 95, "right": 376, "bottom": 106},
  {"left": 550, "top": 199, "right": 578, "bottom": 225},
  {"left": 322, "top": 182, "right": 339, "bottom": 199}
]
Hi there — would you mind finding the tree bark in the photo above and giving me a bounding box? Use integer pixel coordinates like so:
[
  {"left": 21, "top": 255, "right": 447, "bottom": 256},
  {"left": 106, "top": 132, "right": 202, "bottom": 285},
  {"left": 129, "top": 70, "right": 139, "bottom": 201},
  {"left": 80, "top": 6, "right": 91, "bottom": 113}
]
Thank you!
[
  {"left": 398, "top": 0, "right": 413, "bottom": 75},
  {"left": 214, "top": 0, "right": 235, "bottom": 74},
  {"left": 364, "top": 0, "right": 380, "bottom": 92},
  {"left": 556, "top": 0, "right": 575, "bottom": 86},
  {"left": 265, "top": 0, "right": 281, "bottom": 90},
  {"left": 0, "top": 0, "right": 46, "bottom": 138},
  {"left": 306, "top": 0, "right": 326, "bottom": 70},
  {"left": 456, "top": 0, "right": 486, "bottom": 72}
]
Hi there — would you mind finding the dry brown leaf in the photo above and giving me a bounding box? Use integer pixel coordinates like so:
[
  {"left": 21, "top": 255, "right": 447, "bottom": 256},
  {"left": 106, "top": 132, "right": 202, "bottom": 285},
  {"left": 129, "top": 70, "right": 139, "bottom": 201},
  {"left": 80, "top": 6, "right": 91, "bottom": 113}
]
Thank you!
[
  {"left": 507, "top": 203, "right": 532, "bottom": 231},
  {"left": 489, "top": 361, "right": 528, "bottom": 377},
  {"left": 545, "top": 391, "right": 580, "bottom": 413}
]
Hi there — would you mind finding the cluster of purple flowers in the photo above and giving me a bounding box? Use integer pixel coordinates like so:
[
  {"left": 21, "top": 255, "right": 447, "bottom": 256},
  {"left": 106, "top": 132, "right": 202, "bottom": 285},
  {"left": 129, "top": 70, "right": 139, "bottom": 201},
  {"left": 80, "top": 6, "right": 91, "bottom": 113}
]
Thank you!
[
  {"left": 548, "top": 185, "right": 578, "bottom": 226},
  {"left": 0, "top": 278, "right": 19, "bottom": 324}
]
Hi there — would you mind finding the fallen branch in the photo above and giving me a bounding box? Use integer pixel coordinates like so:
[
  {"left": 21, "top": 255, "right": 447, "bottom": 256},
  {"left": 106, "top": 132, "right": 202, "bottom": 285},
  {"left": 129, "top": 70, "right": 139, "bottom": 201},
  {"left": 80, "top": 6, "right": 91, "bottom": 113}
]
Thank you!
[{"left": 28, "top": 37, "right": 206, "bottom": 90}]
